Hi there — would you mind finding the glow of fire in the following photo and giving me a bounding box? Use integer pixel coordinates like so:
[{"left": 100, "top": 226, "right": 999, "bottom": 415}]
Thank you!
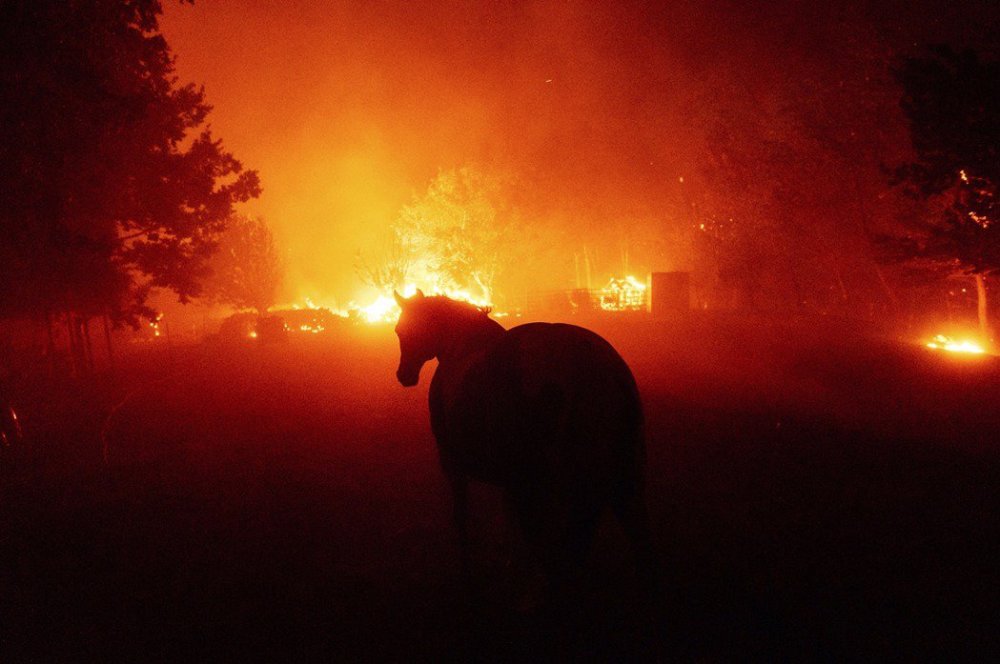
[
  {"left": 926, "top": 334, "right": 985, "bottom": 354},
  {"left": 149, "top": 313, "right": 163, "bottom": 337},
  {"left": 359, "top": 294, "right": 400, "bottom": 323},
  {"left": 599, "top": 275, "right": 647, "bottom": 311},
  {"left": 351, "top": 282, "right": 493, "bottom": 324}
]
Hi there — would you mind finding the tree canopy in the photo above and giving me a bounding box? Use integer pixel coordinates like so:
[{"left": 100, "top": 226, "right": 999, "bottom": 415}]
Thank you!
[
  {"left": 392, "top": 166, "right": 520, "bottom": 304},
  {"left": 889, "top": 46, "right": 1000, "bottom": 277},
  {"left": 880, "top": 46, "right": 1000, "bottom": 339},
  {"left": 203, "top": 215, "right": 283, "bottom": 316},
  {"left": 0, "top": 0, "right": 260, "bottom": 326},
  {"left": 686, "top": 18, "right": 903, "bottom": 313}
]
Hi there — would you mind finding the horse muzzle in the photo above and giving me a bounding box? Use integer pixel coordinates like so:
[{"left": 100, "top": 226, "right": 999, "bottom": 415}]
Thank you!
[{"left": 396, "top": 366, "right": 420, "bottom": 387}]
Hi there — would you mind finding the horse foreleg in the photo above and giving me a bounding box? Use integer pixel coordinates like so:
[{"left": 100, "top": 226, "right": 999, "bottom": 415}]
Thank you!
[
  {"left": 612, "top": 484, "right": 661, "bottom": 596},
  {"left": 611, "top": 487, "right": 666, "bottom": 624},
  {"left": 613, "top": 480, "right": 675, "bottom": 659},
  {"left": 440, "top": 456, "right": 472, "bottom": 585}
]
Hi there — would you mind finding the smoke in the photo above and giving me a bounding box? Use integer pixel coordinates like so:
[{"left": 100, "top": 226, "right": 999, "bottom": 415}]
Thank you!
[{"left": 159, "top": 0, "right": 1000, "bottom": 304}]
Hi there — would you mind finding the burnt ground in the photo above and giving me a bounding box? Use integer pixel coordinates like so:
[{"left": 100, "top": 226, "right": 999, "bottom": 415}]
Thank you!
[{"left": 2, "top": 313, "right": 998, "bottom": 661}]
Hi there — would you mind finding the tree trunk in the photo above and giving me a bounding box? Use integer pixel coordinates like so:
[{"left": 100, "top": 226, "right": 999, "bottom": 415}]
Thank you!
[
  {"left": 834, "top": 267, "right": 848, "bottom": 302},
  {"left": 45, "top": 310, "right": 56, "bottom": 378},
  {"left": 874, "top": 264, "right": 898, "bottom": 308},
  {"left": 975, "top": 273, "right": 990, "bottom": 343},
  {"left": 82, "top": 317, "right": 95, "bottom": 374},
  {"left": 102, "top": 314, "right": 115, "bottom": 373},
  {"left": 66, "top": 314, "right": 80, "bottom": 377}
]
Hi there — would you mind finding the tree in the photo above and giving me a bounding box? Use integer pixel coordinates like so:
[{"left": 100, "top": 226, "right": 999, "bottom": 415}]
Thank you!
[
  {"left": 886, "top": 46, "right": 1000, "bottom": 340},
  {"left": 204, "top": 215, "right": 283, "bottom": 316},
  {"left": 391, "top": 166, "right": 519, "bottom": 304},
  {"left": 354, "top": 229, "right": 412, "bottom": 293},
  {"left": 686, "top": 16, "right": 905, "bottom": 316},
  {"left": 0, "top": 0, "right": 260, "bottom": 335}
]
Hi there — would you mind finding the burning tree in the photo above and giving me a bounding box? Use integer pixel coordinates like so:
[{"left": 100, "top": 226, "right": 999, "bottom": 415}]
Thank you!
[
  {"left": 354, "top": 229, "right": 412, "bottom": 293},
  {"left": 392, "top": 166, "right": 519, "bottom": 304},
  {"left": 884, "top": 46, "right": 1000, "bottom": 341},
  {"left": 0, "top": 0, "right": 259, "bottom": 370},
  {"left": 204, "top": 215, "right": 284, "bottom": 316}
]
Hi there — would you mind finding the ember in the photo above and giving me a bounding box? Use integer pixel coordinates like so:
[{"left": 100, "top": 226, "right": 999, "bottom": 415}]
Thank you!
[
  {"left": 925, "top": 335, "right": 986, "bottom": 355},
  {"left": 150, "top": 313, "right": 163, "bottom": 338}
]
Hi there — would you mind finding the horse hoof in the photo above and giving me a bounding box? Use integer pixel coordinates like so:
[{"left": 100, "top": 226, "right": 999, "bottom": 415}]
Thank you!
[{"left": 514, "top": 572, "right": 549, "bottom": 615}]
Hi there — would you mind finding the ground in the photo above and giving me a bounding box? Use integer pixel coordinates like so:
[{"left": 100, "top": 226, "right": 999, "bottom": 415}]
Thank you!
[{"left": 1, "top": 313, "right": 997, "bottom": 661}]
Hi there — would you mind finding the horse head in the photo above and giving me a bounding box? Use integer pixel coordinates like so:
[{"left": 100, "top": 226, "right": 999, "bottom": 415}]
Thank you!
[{"left": 394, "top": 289, "right": 434, "bottom": 386}]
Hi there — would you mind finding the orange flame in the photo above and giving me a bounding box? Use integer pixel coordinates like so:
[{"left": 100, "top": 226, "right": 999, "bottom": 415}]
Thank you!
[{"left": 925, "top": 334, "right": 985, "bottom": 354}]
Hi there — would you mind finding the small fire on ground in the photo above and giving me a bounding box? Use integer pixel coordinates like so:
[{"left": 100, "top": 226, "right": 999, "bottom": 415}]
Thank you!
[
  {"left": 925, "top": 334, "right": 986, "bottom": 355},
  {"left": 284, "top": 283, "right": 493, "bottom": 327},
  {"left": 353, "top": 283, "right": 493, "bottom": 323},
  {"left": 238, "top": 273, "right": 651, "bottom": 339}
]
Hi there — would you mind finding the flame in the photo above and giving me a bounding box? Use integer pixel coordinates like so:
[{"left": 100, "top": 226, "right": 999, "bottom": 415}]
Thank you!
[
  {"left": 599, "top": 275, "right": 647, "bottom": 311},
  {"left": 149, "top": 313, "right": 163, "bottom": 337},
  {"left": 355, "top": 283, "right": 493, "bottom": 324},
  {"left": 359, "top": 294, "right": 400, "bottom": 323},
  {"left": 287, "top": 279, "right": 495, "bottom": 327},
  {"left": 926, "top": 334, "right": 985, "bottom": 354}
]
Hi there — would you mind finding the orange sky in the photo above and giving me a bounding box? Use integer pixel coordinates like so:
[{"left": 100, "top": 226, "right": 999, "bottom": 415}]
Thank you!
[
  {"left": 159, "top": 1, "right": 704, "bottom": 303},
  {"left": 158, "top": 0, "right": 997, "bottom": 306}
]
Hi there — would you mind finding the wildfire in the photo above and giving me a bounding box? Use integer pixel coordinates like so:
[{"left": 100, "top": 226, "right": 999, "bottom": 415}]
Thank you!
[
  {"left": 599, "top": 275, "right": 648, "bottom": 311},
  {"left": 925, "top": 334, "right": 986, "bottom": 354},
  {"left": 356, "top": 283, "right": 493, "bottom": 324},
  {"left": 286, "top": 281, "right": 494, "bottom": 327},
  {"left": 359, "top": 294, "right": 400, "bottom": 324},
  {"left": 150, "top": 313, "right": 163, "bottom": 337}
]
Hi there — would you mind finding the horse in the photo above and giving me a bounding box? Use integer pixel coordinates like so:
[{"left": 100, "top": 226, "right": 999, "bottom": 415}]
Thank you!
[{"left": 393, "top": 290, "right": 655, "bottom": 599}]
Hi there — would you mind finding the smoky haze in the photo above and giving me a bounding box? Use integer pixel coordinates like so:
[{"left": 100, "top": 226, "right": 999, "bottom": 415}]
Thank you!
[
  {"left": 5, "top": 2, "right": 1000, "bottom": 659},
  {"left": 159, "top": 0, "right": 999, "bottom": 304}
]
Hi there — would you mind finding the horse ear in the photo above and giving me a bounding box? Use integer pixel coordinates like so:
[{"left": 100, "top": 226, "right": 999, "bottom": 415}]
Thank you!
[
  {"left": 414, "top": 288, "right": 425, "bottom": 299},
  {"left": 393, "top": 290, "right": 405, "bottom": 307}
]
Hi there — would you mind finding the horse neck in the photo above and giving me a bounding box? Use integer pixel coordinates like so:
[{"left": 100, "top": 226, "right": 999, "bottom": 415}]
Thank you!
[{"left": 436, "top": 314, "right": 505, "bottom": 366}]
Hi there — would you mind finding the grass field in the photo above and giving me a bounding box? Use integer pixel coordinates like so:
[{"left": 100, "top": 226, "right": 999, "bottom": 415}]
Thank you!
[{"left": 2, "top": 313, "right": 997, "bottom": 660}]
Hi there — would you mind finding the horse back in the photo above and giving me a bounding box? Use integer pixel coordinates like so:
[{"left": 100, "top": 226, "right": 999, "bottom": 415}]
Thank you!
[{"left": 435, "top": 322, "right": 643, "bottom": 490}]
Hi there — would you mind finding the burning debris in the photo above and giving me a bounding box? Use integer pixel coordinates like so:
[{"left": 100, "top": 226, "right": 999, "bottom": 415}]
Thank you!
[
  {"left": 355, "top": 283, "right": 492, "bottom": 324},
  {"left": 599, "top": 276, "right": 648, "bottom": 312},
  {"left": 925, "top": 334, "right": 986, "bottom": 355}
]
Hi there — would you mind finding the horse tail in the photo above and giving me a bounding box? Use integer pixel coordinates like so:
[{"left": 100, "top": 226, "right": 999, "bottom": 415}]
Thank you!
[{"left": 609, "top": 368, "right": 659, "bottom": 588}]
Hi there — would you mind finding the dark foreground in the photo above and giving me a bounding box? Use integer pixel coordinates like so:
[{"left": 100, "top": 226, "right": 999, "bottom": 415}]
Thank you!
[{"left": 2, "top": 314, "right": 997, "bottom": 661}]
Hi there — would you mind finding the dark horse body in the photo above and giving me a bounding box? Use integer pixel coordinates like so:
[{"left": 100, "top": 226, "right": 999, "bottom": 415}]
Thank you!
[{"left": 394, "top": 291, "right": 652, "bottom": 589}]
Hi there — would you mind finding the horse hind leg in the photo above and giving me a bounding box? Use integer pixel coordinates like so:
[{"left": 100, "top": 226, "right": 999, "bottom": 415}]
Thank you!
[
  {"left": 439, "top": 456, "right": 474, "bottom": 589},
  {"left": 612, "top": 481, "right": 660, "bottom": 592},
  {"left": 513, "top": 490, "right": 602, "bottom": 591}
]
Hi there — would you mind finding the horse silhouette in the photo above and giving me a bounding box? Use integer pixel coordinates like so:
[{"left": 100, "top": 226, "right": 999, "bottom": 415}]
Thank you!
[{"left": 393, "top": 290, "right": 654, "bottom": 598}]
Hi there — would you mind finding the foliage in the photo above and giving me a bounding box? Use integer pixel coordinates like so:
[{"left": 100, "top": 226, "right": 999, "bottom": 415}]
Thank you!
[
  {"left": 354, "top": 230, "right": 412, "bottom": 293},
  {"left": 688, "top": 19, "right": 902, "bottom": 311},
  {"left": 887, "top": 46, "right": 1000, "bottom": 277},
  {"left": 0, "top": 0, "right": 260, "bottom": 326},
  {"left": 391, "top": 166, "right": 519, "bottom": 302},
  {"left": 204, "top": 215, "right": 283, "bottom": 315}
]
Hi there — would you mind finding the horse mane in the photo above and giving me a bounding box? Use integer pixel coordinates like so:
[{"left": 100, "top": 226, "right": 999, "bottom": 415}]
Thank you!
[{"left": 423, "top": 295, "right": 492, "bottom": 322}]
